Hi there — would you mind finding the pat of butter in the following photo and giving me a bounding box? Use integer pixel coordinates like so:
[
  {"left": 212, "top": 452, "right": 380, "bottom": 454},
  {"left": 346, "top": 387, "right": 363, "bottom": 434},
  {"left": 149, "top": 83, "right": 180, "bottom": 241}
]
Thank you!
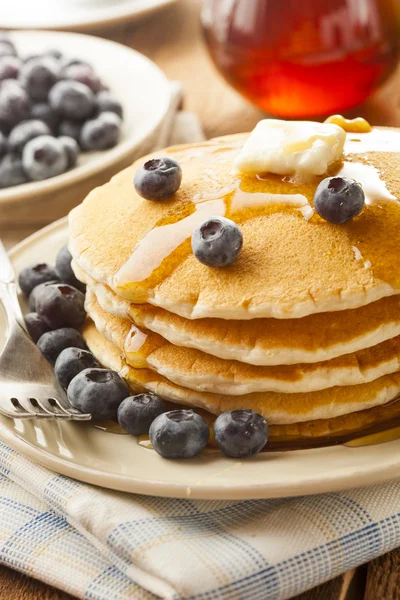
[{"left": 233, "top": 119, "right": 346, "bottom": 177}]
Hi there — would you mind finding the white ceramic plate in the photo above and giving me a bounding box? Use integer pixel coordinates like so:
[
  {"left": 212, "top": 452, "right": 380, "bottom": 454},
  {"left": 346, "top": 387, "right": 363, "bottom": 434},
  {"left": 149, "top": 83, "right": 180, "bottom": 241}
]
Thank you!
[
  {"left": 0, "top": 0, "right": 176, "bottom": 31},
  {"left": 2, "top": 219, "right": 400, "bottom": 499},
  {"left": 0, "top": 30, "right": 170, "bottom": 210}
]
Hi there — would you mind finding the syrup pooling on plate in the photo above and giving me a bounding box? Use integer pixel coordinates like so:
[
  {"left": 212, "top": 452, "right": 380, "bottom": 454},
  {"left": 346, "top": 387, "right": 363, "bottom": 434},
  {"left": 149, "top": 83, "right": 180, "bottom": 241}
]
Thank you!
[{"left": 114, "top": 129, "right": 400, "bottom": 302}]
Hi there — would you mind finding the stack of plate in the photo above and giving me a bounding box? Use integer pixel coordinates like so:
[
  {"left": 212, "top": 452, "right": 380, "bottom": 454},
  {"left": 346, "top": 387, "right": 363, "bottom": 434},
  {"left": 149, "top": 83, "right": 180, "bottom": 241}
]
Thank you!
[{"left": 68, "top": 127, "right": 400, "bottom": 448}]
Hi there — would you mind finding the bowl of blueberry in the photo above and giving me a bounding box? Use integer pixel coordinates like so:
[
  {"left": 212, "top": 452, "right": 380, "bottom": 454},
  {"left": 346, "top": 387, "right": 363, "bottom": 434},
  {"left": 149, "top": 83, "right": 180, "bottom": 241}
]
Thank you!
[{"left": 0, "top": 29, "right": 170, "bottom": 225}]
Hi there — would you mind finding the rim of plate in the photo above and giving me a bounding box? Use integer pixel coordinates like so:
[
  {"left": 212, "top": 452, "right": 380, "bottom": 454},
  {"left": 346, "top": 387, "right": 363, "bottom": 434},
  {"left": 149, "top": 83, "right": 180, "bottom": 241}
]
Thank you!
[
  {"left": 3, "top": 218, "right": 400, "bottom": 499},
  {"left": 2, "top": 0, "right": 177, "bottom": 32},
  {"left": 0, "top": 30, "right": 171, "bottom": 206}
]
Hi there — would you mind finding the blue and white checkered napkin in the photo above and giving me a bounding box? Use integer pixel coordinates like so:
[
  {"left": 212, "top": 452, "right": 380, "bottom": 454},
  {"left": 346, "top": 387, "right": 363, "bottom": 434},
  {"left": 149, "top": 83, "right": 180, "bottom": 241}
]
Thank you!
[{"left": 1, "top": 439, "right": 400, "bottom": 600}]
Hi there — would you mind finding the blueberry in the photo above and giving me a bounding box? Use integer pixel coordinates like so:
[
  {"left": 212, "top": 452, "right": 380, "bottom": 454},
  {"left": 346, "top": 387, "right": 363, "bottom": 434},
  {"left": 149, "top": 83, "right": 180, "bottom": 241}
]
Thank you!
[
  {"left": 18, "top": 263, "right": 59, "bottom": 297},
  {"left": 28, "top": 279, "right": 59, "bottom": 311},
  {"left": 58, "top": 119, "right": 82, "bottom": 143},
  {"left": 0, "top": 41, "right": 17, "bottom": 58},
  {"left": 214, "top": 410, "right": 268, "bottom": 458},
  {"left": 79, "top": 111, "right": 121, "bottom": 151},
  {"left": 0, "top": 56, "right": 21, "bottom": 81},
  {"left": 62, "top": 64, "right": 101, "bottom": 93},
  {"left": 192, "top": 216, "right": 243, "bottom": 268},
  {"left": 55, "top": 347, "right": 100, "bottom": 389},
  {"left": 0, "top": 153, "right": 29, "bottom": 188},
  {"left": 68, "top": 368, "right": 129, "bottom": 420},
  {"left": 31, "top": 103, "right": 59, "bottom": 134},
  {"left": 0, "top": 80, "right": 30, "bottom": 128},
  {"left": 96, "top": 90, "right": 123, "bottom": 119},
  {"left": 58, "top": 136, "right": 79, "bottom": 169},
  {"left": 37, "top": 328, "right": 87, "bottom": 365},
  {"left": 149, "top": 409, "right": 209, "bottom": 459},
  {"left": 9, "top": 119, "right": 51, "bottom": 154},
  {"left": 24, "top": 312, "right": 51, "bottom": 343},
  {"left": 314, "top": 176, "right": 365, "bottom": 225},
  {"left": 134, "top": 157, "right": 182, "bottom": 201},
  {"left": 20, "top": 57, "right": 59, "bottom": 102},
  {"left": 49, "top": 80, "right": 95, "bottom": 121},
  {"left": 35, "top": 282, "right": 86, "bottom": 329},
  {"left": 55, "top": 245, "right": 85, "bottom": 292},
  {"left": 117, "top": 393, "right": 167, "bottom": 436},
  {"left": 22, "top": 135, "right": 68, "bottom": 181}
]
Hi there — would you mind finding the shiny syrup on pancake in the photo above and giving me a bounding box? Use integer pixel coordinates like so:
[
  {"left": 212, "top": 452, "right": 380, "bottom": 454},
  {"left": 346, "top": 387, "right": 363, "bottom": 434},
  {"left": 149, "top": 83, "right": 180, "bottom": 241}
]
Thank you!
[
  {"left": 107, "top": 119, "right": 400, "bottom": 451},
  {"left": 114, "top": 124, "right": 400, "bottom": 303}
]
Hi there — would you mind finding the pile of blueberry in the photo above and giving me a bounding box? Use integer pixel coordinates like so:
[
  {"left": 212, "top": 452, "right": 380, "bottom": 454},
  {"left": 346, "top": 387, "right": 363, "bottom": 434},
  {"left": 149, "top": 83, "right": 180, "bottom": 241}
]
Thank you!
[
  {"left": 19, "top": 246, "right": 269, "bottom": 459},
  {"left": 0, "top": 31, "right": 123, "bottom": 189}
]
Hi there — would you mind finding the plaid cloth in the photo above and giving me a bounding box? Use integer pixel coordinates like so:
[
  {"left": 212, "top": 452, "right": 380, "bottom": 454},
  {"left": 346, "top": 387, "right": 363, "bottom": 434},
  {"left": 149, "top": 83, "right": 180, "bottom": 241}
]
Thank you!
[{"left": 1, "top": 439, "right": 400, "bottom": 600}]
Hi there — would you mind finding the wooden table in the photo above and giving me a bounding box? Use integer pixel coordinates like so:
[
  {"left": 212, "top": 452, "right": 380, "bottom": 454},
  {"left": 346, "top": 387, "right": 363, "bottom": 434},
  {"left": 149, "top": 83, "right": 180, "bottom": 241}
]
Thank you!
[{"left": 2, "top": 1, "right": 400, "bottom": 598}]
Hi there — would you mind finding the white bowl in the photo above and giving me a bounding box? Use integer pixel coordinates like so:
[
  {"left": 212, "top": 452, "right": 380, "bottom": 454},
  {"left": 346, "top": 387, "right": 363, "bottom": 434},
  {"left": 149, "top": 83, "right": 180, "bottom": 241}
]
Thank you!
[
  {"left": 1, "top": 30, "right": 171, "bottom": 226},
  {"left": 0, "top": 0, "right": 176, "bottom": 32}
]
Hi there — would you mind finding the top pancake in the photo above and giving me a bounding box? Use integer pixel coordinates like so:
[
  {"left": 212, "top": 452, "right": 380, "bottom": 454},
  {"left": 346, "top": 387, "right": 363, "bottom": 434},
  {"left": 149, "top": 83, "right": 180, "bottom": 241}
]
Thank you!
[{"left": 69, "top": 128, "right": 400, "bottom": 320}]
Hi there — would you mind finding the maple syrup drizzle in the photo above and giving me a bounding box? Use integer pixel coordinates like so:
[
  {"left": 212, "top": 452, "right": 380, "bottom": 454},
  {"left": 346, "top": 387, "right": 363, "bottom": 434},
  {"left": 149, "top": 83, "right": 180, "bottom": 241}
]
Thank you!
[{"left": 115, "top": 128, "right": 400, "bottom": 303}]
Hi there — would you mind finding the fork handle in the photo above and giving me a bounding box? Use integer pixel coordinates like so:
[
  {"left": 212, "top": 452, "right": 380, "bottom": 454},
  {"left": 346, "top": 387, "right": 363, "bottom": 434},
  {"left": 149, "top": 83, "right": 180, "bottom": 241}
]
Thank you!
[{"left": 0, "top": 281, "right": 26, "bottom": 332}]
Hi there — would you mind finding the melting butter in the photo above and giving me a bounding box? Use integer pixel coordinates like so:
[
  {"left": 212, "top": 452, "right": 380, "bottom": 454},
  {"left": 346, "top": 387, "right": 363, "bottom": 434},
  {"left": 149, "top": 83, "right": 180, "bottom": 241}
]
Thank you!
[
  {"left": 231, "top": 187, "right": 309, "bottom": 212},
  {"left": 338, "top": 162, "right": 396, "bottom": 204},
  {"left": 345, "top": 128, "right": 400, "bottom": 154},
  {"left": 125, "top": 324, "right": 148, "bottom": 353}
]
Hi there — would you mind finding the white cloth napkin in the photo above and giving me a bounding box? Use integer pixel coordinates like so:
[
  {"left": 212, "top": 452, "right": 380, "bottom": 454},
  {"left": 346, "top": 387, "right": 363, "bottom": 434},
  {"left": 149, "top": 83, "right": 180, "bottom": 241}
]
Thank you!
[
  {"left": 2, "top": 86, "right": 400, "bottom": 600},
  {"left": 2, "top": 441, "right": 400, "bottom": 600}
]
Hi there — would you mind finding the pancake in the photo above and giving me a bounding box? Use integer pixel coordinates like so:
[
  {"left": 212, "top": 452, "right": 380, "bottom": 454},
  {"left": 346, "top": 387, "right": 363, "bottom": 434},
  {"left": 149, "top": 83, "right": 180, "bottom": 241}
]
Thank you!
[
  {"left": 69, "top": 128, "right": 400, "bottom": 320},
  {"left": 81, "top": 318, "right": 400, "bottom": 426},
  {"left": 85, "top": 289, "right": 400, "bottom": 395},
  {"left": 74, "top": 262, "right": 400, "bottom": 366}
]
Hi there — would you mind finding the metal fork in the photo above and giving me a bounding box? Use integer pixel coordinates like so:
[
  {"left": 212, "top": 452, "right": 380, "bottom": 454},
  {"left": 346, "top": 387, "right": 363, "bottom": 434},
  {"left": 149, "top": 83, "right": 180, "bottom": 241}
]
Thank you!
[{"left": 0, "top": 240, "right": 91, "bottom": 421}]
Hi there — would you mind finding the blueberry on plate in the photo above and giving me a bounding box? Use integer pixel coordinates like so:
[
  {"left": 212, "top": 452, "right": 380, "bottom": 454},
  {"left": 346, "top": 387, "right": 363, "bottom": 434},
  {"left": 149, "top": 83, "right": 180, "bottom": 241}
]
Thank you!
[
  {"left": 35, "top": 282, "right": 86, "bottom": 330},
  {"left": 79, "top": 111, "right": 121, "bottom": 151},
  {"left": 22, "top": 135, "right": 68, "bottom": 181},
  {"left": 57, "top": 119, "right": 82, "bottom": 143},
  {"left": 58, "top": 136, "right": 79, "bottom": 169},
  {"left": 68, "top": 368, "right": 129, "bottom": 420},
  {"left": 0, "top": 56, "right": 21, "bottom": 81},
  {"left": 62, "top": 64, "right": 101, "bottom": 93},
  {"left": 0, "top": 153, "right": 28, "bottom": 188},
  {"left": 149, "top": 409, "right": 209, "bottom": 459},
  {"left": 134, "top": 157, "right": 182, "bottom": 201},
  {"left": 55, "top": 347, "right": 100, "bottom": 389},
  {"left": 8, "top": 119, "right": 51, "bottom": 154},
  {"left": 49, "top": 80, "right": 95, "bottom": 121},
  {"left": 55, "top": 244, "right": 85, "bottom": 292},
  {"left": 30, "top": 102, "right": 60, "bottom": 134},
  {"left": 20, "top": 57, "right": 59, "bottom": 102},
  {"left": 18, "top": 263, "right": 59, "bottom": 297},
  {"left": 314, "top": 176, "right": 365, "bottom": 224},
  {"left": 117, "top": 393, "right": 167, "bottom": 436},
  {"left": 192, "top": 216, "right": 243, "bottom": 268},
  {"left": 0, "top": 80, "right": 31, "bottom": 128},
  {"left": 24, "top": 312, "right": 51, "bottom": 343},
  {"left": 37, "top": 327, "right": 87, "bottom": 365},
  {"left": 214, "top": 410, "right": 268, "bottom": 458},
  {"left": 28, "top": 279, "right": 59, "bottom": 311},
  {"left": 96, "top": 90, "right": 123, "bottom": 119}
]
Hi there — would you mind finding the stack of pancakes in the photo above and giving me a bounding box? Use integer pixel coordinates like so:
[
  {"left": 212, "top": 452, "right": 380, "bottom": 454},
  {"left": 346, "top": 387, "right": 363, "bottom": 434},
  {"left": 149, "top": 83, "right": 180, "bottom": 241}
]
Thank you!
[{"left": 68, "top": 127, "right": 400, "bottom": 448}]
